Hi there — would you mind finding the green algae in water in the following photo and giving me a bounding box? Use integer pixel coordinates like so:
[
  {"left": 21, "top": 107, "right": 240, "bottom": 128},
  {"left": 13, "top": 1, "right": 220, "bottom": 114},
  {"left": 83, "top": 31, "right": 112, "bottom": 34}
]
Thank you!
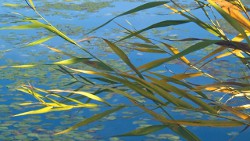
[
  {"left": 105, "top": 115, "right": 117, "bottom": 120},
  {"left": 157, "top": 134, "right": 181, "bottom": 141},
  {"left": 43, "top": 1, "right": 111, "bottom": 12},
  {"left": 109, "top": 137, "right": 123, "bottom": 141}
]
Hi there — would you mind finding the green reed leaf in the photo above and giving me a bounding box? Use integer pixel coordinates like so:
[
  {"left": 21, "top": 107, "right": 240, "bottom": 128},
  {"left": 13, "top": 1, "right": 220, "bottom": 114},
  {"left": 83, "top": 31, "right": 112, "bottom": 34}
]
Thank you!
[
  {"left": 134, "top": 48, "right": 166, "bottom": 53},
  {"left": 164, "top": 4, "right": 223, "bottom": 38},
  {"left": 131, "top": 43, "right": 159, "bottom": 48},
  {"left": 88, "top": 1, "right": 169, "bottom": 34},
  {"left": 149, "top": 72, "right": 207, "bottom": 98},
  {"left": 3, "top": 19, "right": 78, "bottom": 45},
  {"left": 116, "top": 22, "right": 153, "bottom": 43},
  {"left": 138, "top": 40, "right": 218, "bottom": 71},
  {"left": 103, "top": 39, "right": 144, "bottom": 78},
  {"left": 43, "top": 23, "right": 77, "bottom": 45},
  {"left": 65, "top": 67, "right": 166, "bottom": 105},
  {"left": 26, "top": 35, "right": 54, "bottom": 46},
  {"left": 118, "top": 20, "right": 190, "bottom": 42},
  {"left": 95, "top": 86, "right": 138, "bottom": 102},
  {"left": 120, "top": 73, "right": 194, "bottom": 108},
  {"left": 115, "top": 125, "right": 167, "bottom": 136},
  {"left": 147, "top": 76, "right": 217, "bottom": 114},
  {"left": 133, "top": 102, "right": 200, "bottom": 141},
  {"left": 51, "top": 58, "right": 90, "bottom": 65},
  {"left": 0, "top": 24, "right": 41, "bottom": 30},
  {"left": 55, "top": 105, "right": 125, "bottom": 135},
  {"left": 82, "top": 60, "right": 114, "bottom": 71}
]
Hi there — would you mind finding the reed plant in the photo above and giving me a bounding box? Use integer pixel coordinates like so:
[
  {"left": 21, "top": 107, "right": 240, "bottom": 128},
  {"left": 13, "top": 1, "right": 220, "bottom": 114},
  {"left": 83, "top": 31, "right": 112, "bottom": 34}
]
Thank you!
[{"left": 1, "top": 0, "right": 250, "bottom": 140}]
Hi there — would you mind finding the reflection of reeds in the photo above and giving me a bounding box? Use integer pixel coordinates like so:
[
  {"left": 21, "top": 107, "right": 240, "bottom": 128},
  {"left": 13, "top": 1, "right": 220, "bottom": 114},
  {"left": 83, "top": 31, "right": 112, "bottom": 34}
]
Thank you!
[{"left": 3, "top": 0, "right": 250, "bottom": 140}]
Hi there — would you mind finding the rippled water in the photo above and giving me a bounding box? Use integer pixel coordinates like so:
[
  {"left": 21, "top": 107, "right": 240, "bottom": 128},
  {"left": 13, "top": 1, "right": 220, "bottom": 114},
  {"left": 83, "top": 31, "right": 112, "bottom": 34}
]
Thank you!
[{"left": 0, "top": 0, "right": 249, "bottom": 141}]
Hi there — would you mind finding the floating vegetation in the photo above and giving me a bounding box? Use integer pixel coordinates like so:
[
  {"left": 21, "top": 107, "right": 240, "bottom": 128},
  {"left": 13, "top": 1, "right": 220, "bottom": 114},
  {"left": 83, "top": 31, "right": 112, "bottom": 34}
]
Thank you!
[
  {"left": 1, "top": 0, "right": 250, "bottom": 141},
  {"left": 43, "top": 1, "right": 111, "bottom": 12}
]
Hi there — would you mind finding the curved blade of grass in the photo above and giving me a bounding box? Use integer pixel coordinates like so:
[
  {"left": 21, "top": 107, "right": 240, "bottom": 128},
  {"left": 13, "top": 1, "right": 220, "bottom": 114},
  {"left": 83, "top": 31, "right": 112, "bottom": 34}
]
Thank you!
[
  {"left": 64, "top": 67, "right": 166, "bottom": 105},
  {"left": 131, "top": 100, "right": 200, "bottom": 141},
  {"left": 233, "top": 30, "right": 250, "bottom": 41},
  {"left": 220, "top": 105, "right": 250, "bottom": 122},
  {"left": 115, "top": 125, "right": 167, "bottom": 137},
  {"left": 95, "top": 86, "right": 138, "bottom": 102},
  {"left": 17, "top": 87, "right": 45, "bottom": 104},
  {"left": 149, "top": 72, "right": 208, "bottom": 98},
  {"left": 91, "top": 77, "right": 118, "bottom": 84},
  {"left": 55, "top": 105, "right": 125, "bottom": 135},
  {"left": 17, "top": 19, "right": 77, "bottom": 45},
  {"left": 120, "top": 73, "right": 194, "bottom": 108},
  {"left": 116, "top": 22, "right": 152, "bottom": 43},
  {"left": 194, "top": 46, "right": 226, "bottom": 65},
  {"left": 199, "top": 50, "right": 244, "bottom": 68},
  {"left": 146, "top": 76, "right": 217, "bottom": 114},
  {"left": 211, "top": 0, "right": 250, "bottom": 31},
  {"left": 49, "top": 93, "right": 86, "bottom": 105},
  {"left": 28, "top": 20, "right": 77, "bottom": 45},
  {"left": 3, "top": 3, "right": 21, "bottom": 7},
  {"left": 103, "top": 39, "right": 143, "bottom": 78},
  {"left": 118, "top": 20, "right": 190, "bottom": 42},
  {"left": 0, "top": 24, "right": 41, "bottom": 30},
  {"left": 49, "top": 89, "right": 109, "bottom": 105},
  {"left": 138, "top": 40, "right": 218, "bottom": 71},
  {"left": 11, "top": 64, "right": 36, "bottom": 68},
  {"left": 82, "top": 60, "right": 114, "bottom": 71},
  {"left": 11, "top": 58, "right": 93, "bottom": 68},
  {"left": 134, "top": 48, "right": 166, "bottom": 53},
  {"left": 98, "top": 74, "right": 166, "bottom": 105},
  {"left": 195, "top": 31, "right": 248, "bottom": 66},
  {"left": 233, "top": 104, "right": 250, "bottom": 111},
  {"left": 164, "top": 4, "right": 223, "bottom": 38},
  {"left": 162, "top": 42, "right": 190, "bottom": 65},
  {"left": 131, "top": 43, "right": 159, "bottom": 48},
  {"left": 51, "top": 58, "right": 90, "bottom": 65},
  {"left": 215, "top": 41, "right": 250, "bottom": 52},
  {"left": 9, "top": 58, "right": 91, "bottom": 68},
  {"left": 13, "top": 106, "right": 53, "bottom": 117},
  {"left": 45, "top": 45, "right": 78, "bottom": 58},
  {"left": 27, "top": 0, "right": 36, "bottom": 10},
  {"left": 26, "top": 35, "right": 54, "bottom": 46},
  {"left": 87, "top": 1, "right": 169, "bottom": 34},
  {"left": 44, "top": 96, "right": 67, "bottom": 107},
  {"left": 208, "top": 0, "right": 250, "bottom": 44},
  {"left": 165, "top": 120, "right": 243, "bottom": 127},
  {"left": 172, "top": 72, "right": 203, "bottom": 80}
]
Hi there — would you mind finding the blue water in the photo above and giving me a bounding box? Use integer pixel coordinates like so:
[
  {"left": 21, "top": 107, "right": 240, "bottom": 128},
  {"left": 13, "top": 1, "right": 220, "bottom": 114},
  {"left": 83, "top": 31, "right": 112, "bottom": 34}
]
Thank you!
[{"left": 0, "top": 0, "right": 250, "bottom": 141}]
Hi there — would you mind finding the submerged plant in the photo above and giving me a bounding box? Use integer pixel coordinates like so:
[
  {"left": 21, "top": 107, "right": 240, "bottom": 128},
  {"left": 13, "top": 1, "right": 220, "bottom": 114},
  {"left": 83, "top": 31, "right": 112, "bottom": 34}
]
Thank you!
[{"left": 1, "top": 0, "right": 250, "bottom": 140}]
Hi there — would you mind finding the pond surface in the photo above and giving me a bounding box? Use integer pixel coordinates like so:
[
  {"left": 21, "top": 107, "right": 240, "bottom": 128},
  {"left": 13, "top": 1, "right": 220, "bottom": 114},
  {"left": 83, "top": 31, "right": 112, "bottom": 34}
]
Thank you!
[{"left": 0, "top": 0, "right": 250, "bottom": 141}]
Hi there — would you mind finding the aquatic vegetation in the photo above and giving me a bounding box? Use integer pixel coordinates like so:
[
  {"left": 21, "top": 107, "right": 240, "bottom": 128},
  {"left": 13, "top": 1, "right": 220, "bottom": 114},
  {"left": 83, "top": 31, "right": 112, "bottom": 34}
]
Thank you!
[
  {"left": 43, "top": 1, "right": 111, "bottom": 12},
  {"left": 1, "top": 0, "right": 250, "bottom": 141}
]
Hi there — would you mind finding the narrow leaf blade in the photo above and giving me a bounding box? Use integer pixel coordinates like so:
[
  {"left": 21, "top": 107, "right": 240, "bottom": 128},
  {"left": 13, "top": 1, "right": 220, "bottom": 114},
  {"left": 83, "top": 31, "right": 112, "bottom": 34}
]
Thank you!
[{"left": 55, "top": 105, "right": 125, "bottom": 135}]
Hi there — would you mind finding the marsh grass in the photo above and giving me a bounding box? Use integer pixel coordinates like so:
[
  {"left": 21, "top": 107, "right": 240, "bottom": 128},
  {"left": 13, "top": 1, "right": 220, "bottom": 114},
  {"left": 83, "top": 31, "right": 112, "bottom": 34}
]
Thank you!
[{"left": 1, "top": 0, "right": 250, "bottom": 140}]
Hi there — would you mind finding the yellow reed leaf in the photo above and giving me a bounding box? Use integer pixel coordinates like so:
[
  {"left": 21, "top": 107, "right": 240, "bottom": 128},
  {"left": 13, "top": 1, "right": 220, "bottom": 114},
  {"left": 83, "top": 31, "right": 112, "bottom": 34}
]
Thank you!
[
  {"left": 221, "top": 105, "right": 250, "bottom": 121},
  {"left": 163, "top": 43, "right": 190, "bottom": 65},
  {"left": 211, "top": 0, "right": 250, "bottom": 31},
  {"left": 172, "top": 72, "right": 203, "bottom": 80},
  {"left": 11, "top": 64, "right": 35, "bottom": 68}
]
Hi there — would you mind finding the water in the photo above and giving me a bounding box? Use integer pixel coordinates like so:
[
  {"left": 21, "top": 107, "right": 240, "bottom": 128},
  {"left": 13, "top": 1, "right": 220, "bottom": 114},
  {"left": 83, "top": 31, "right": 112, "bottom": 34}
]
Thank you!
[{"left": 0, "top": 0, "right": 250, "bottom": 141}]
